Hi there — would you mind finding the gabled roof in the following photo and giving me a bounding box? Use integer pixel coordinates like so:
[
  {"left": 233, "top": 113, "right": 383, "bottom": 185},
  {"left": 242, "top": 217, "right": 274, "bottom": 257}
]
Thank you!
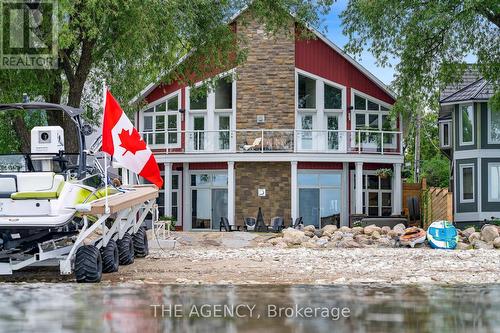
[
  {"left": 130, "top": 7, "right": 395, "bottom": 105},
  {"left": 440, "top": 77, "right": 493, "bottom": 104}
]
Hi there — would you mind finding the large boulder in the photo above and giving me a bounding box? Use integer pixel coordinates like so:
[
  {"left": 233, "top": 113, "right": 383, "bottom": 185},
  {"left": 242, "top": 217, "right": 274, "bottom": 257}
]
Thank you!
[
  {"left": 381, "top": 226, "right": 391, "bottom": 235},
  {"left": 355, "top": 234, "right": 373, "bottom": 246},
  {"left": 462, "top": 227, "right": 476, "bottom": 239},
  {"left": 376, "top": 237, "right": 395, "bottom": 247},
  {"left": 468, "top": 232, "right": 481, "bottom": 244},
  {"left": 455, "top": 242, "right": 471, "bottom": 250},
  {"left": 322, "top": 225, "right": 337, "bottom": 236},
  {"left": 364, "top": 224, "right": 382, "bottom": 236},
  {"left": 387, "top": 230, "right": 401, "bottom": 239},
  {"left": 304, "top": 225, "right": 316, "bottom": 233},
  {"left": 302, "top": 241, "right": 319, "bottom": 249},
  {"left": 352, "top": 226, "right": 364, "bottom": 235},
  {"left": 283, "top": 228, "right": 309, "bottom": 245},
  {"left": 472, "top": 239, "right": 494, "bottom": 250},
  {"left": 481, "top": 225, "right": 499, "bottom": 243},
  {"left": 339, "top": 226, "right": 351, "bottom": 233},
  {"left": 493, "top": 237, "right": 500, "bottom": 249},
  {"left": 393, "top": 223, "right": 406, "bottom": 233},
  {"left": 316, "top": 237, "right": 329, "bottom": 247},
  {"left": 371, "top": 231, "right": 381, "bottom": 239}
]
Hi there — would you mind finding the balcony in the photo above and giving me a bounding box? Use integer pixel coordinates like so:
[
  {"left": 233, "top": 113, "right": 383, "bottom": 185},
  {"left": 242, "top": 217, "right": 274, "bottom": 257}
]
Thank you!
[{"left": 141, "top": 129, "right": 402, "bottom": 155}]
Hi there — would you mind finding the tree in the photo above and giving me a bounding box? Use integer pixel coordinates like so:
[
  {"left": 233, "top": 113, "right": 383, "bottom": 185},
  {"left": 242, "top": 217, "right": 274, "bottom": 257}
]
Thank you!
[
  {"left": 404, "top": 111, "right": 450, "bottom": 187},
  {"left": 341, "top": 0, "right": 500, "bottom": 115},
  {"left": 0, "top": 0, "right": 332, "bottom": 152}
]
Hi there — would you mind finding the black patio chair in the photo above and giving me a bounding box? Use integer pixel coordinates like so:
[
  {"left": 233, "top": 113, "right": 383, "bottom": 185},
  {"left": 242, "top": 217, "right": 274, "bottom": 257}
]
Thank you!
[
  {"left": 219, "top": 217, "right": 241, "bottom": 232},
  {"left": 244, "top": 217, "right": 256, "bottom": 231},
  {"left": 290, "top": 217, "right": 303, "bottom": 229},
  {"left": 265, "top": 216, "right": 285, "bottom": 233}
]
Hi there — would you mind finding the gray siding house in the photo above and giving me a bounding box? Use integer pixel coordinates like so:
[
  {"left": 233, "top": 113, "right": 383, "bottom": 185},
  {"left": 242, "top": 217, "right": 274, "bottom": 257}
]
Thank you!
[{"left": 439, "top": 69, "right": 499, "bottom": 226}]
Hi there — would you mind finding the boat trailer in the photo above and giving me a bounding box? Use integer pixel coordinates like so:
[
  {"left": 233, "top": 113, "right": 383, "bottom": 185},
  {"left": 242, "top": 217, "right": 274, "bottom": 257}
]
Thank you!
[{"left": 0, "top": 185, "right": 158, "bottom": 282}]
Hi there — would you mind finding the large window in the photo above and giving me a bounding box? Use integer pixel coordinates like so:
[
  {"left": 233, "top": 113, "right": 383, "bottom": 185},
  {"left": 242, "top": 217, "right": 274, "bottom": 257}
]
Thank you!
[
  {"left": 353, "top": 93, "right": 395, "bottom": 147},
  {"left": 489, "top": 107, "right": 500, "bottom": 144},
  {"left": 141, "top": 93, "right": 180, "bottom": 147},
  {"left": 460, "top": 164, "right": 475, "bottom": 203},
  {"left": 324, "top": 84, "right": 342, "bottom": 110},
  {"left": 215, "top": 79, "right": 232, "bottom": 110},
  {"left": 190, "top": 86, "right": 207, "bottom": 110},
  {"left": 489, "top": 163, "right": 500, "bottom": 202},
  {"left": 298, "top": 74, "right": 316, "bottom": 109},
  {"left": 352, "top": 172, "right": 392, "bottom": 217},
  {"left": 298, "top": 172, "right": 342, "bottom": 227},
  {"left": 459, "top": 104, "right": 474, "bottom": 145}
]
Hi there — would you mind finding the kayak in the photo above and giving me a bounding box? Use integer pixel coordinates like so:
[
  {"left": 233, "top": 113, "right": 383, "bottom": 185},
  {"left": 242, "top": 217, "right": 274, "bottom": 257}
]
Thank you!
[{"left": 399, "top": 227, "right": 427, "bottom": 248}]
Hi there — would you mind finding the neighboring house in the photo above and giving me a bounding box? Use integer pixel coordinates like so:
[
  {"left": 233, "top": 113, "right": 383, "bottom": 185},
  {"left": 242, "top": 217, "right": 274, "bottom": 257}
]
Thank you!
[
  {"left": 439, "top": 69, "right": 500, "bottom": 226},
  {"left": 130, "top": 9, "right": 404, "bottom": 230}
]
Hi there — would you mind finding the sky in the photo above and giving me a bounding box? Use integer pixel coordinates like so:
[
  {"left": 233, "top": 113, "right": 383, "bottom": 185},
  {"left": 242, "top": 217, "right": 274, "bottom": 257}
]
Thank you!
[{"left": 320, "top": 0, "right": 397, "bottom": 86}]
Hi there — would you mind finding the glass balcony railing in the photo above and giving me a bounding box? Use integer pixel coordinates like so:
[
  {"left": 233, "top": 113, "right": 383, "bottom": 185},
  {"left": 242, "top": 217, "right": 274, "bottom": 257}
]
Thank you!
[{"left": 140, "top": 129, "right": 402, "bottom": 155}]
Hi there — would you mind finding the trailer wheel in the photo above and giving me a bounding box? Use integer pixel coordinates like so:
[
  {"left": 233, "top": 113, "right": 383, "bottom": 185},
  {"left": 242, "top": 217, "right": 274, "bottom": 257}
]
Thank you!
[
  {"left": 133, "top": 227, "right": 149, "bottom": 258},
  {"left": 101, "top": 239, "right": 119, "bottom": 273},
  {"left": 75, "top": 245, "right": 102, "bottom": 283},
  {"left": 117, "top": 233, "right": 134, "bottom": 265}
]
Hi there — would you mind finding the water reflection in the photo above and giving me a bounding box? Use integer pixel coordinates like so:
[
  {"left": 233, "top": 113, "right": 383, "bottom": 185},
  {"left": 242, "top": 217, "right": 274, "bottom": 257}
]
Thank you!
[{"left": 0, "top": 284, "right": 498, "bottom": 333}]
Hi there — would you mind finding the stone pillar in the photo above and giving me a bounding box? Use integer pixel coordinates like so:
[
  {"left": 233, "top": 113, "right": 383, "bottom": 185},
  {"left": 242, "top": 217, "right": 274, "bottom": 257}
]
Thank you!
[
  {"left": 164, "top": 162, "right": 172, "bottom": 217},
  {"left": 228, "top": 161, "right": 235, "bottom": 225},
  {"left": 355, "top": 162, "right": 364, "bottom": 214},
  {"left": 392, "top": 163, "right": 402, "bottom": 216},
  {"left": 291, "top": 161, "right": 298, "bottom": 223},
  {"left": 182, "top": 162, "right": 190, "bottom": 230}
]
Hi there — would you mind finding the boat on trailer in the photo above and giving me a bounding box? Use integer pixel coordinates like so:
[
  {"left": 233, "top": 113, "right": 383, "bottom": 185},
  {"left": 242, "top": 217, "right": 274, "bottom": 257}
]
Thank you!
[{"left": 0, "top": 103, "right": 158, "bottom": 282}]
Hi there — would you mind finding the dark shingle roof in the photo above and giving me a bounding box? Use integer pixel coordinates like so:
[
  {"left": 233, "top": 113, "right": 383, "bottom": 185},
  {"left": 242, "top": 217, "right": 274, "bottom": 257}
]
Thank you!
[
  {"left": 440, "top": 77, "right": 494, "bottom": 104},
  {"left": 440, "top": 68, "right": 481, "bottom": 101}
]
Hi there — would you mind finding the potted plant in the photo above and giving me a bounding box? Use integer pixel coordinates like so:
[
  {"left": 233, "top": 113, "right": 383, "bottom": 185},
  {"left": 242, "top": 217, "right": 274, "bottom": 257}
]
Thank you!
[
  {"left": 159, "top": 216, "right": 177, "bottom": 231},
  {"left": 375, "top": 168, "right": 393, "bottom": 179}
]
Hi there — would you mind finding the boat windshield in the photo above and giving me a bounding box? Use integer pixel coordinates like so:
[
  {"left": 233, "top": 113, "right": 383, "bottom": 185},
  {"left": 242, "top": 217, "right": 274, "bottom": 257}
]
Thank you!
[{"left": 0, "top": 153, "right": 80, "bottom": 173}]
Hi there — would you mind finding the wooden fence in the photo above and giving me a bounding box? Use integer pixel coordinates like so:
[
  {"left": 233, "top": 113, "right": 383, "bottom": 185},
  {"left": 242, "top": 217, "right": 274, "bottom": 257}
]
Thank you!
[{"left": 403, "top": 178, "right": 453, "bottom": 228}]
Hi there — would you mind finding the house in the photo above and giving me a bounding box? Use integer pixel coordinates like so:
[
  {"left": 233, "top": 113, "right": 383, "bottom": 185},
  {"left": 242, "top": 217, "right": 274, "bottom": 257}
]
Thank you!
[
  {"left": 439, "top": 69, "right": 500, "bottom": 226},
  {"left": 130, "top": 9, "right": 404, "bottom": 230}
]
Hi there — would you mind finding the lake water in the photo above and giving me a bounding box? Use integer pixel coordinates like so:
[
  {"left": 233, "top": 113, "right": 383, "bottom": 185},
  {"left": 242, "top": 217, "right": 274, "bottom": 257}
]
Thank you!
[{"left": 0, "top": 283, "right": 498, "bottom": 333}]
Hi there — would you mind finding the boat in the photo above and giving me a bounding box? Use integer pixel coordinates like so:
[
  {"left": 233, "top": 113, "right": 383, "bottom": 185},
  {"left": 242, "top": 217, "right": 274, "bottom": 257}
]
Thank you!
[
  {"left": 427, "top": 220, "right": 458, "bottom": 249},
  {"left": 398, "top": 227, "right": 427, "bottom": 248}
]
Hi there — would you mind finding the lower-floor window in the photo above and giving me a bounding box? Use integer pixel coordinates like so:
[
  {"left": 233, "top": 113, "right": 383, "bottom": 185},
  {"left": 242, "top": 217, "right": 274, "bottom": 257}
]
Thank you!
[
  {"left": 190, "top": 172, "right": 228, "bottom": 230},
  {"left": 298, "top": 172, "right": 342, "bottom": 227},
  {"left": 352, "top": 172, "right": 392, "bottom": 217},
  {"left": 489, "top": 163, "right": 500, "bottom": 202},
  {"left": 460, "top": 164, "right": 475, "bottom": 203}
]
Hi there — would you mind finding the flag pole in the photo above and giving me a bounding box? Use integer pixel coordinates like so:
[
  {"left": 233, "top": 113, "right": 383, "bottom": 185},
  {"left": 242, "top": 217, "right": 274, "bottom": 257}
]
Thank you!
[{"left": 103, "top": 80, "right": 110, "bottom": 214}]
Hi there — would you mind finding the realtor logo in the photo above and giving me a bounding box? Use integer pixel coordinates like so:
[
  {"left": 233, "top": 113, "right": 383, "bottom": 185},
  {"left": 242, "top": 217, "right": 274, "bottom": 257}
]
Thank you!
[{"left": 0, "top": 0, "right": 58, "bottom": 69}]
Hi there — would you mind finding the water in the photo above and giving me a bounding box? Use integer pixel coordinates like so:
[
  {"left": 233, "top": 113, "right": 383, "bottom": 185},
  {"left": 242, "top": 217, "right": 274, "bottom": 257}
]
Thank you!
[{"left": 0, "top": 283, "right": 498, "bottom": 333}]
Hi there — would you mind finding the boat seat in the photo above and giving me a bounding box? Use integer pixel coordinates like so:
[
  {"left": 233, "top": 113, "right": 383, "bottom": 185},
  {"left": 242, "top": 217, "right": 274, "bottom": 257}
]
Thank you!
[{"left": 10, "top": 175, "right": 65, "bottom": 200}]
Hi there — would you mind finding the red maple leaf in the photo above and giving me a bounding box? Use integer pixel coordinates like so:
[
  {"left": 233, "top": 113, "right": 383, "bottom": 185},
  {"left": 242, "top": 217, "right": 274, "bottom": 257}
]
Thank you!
[{"left": 118, "top": 128, "right": 147, "bottom": 155}]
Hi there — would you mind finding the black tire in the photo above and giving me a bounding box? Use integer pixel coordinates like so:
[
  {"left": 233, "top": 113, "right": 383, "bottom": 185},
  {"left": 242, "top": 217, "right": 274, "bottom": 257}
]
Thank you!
[
  {"left": 133, "top": 227, "right": 149, "bottom": 258},
  {"left": 101, "top": 239, "right": 119, "bottom": 273},
  {"left": 117, "top": 233, "right": 134, "bottom": 265},
  {"left": 75, "top": 245, "right": 102, "bottom": 283}
]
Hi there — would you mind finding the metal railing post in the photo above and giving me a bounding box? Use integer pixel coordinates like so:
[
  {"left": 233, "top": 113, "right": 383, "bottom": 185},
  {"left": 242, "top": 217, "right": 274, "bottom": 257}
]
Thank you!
[
  {"left": 381, "top": 132, "right": 384, "bottom": 155},
  {"left": 358, "top": 131, "right": 361, "bottom": 154}
]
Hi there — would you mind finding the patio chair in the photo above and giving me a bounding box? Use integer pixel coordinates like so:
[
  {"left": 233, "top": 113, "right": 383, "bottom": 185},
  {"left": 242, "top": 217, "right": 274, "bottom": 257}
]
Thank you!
[
  {"left": 244, "top": 217, "right": 256, "bottom": 231},
  {"left": 290, "top": 217, "right": 303, "bottom": 229},
  {"left": 219, "top": 217, "right": 241, "bottom": 232},
  {"left": 243, "top": 137, "right": 262, "bottom": 151},
  {"left": 265, "top": 216, "right": 285, "bottom": 233}
]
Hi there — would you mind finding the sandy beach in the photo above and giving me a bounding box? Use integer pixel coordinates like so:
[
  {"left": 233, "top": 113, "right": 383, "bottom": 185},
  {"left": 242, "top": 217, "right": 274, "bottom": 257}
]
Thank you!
[{"left": 2, "top": 231, "right": 499, "bottom": 285}]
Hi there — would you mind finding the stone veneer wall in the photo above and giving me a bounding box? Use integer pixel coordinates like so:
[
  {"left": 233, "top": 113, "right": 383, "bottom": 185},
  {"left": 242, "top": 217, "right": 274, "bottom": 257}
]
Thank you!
[
  {"left": 235, "top": 162, "right": 291, "bottom": 226},
  {"left": 235, "top": 12, "right": 296, "bottom": 130}
]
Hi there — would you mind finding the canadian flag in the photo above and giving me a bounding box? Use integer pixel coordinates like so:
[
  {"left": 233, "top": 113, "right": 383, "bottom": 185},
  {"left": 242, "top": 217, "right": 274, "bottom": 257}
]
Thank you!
[{"left": 102, "top": 90, "right": 163, "bottom": 188}]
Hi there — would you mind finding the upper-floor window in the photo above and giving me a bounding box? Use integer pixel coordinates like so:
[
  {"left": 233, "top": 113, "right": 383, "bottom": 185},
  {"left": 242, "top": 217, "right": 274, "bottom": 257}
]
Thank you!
[
  {"left": 488, "top": 106, "right": 500, "bottom": 144},
  {"left": 439, "top": 120, "right": 452, "bottom": 148},
  {"left": 353, "top": 92, "right": 394, "bottom": 145},
  {"left": 190, "top": 86, "right": 207, "bottom": 111},
  {"left": 141, "top": 92, "right": 180, "bottom": 147},
  {"left": 324, "top": 84, "right": 342, "bottom": 110},
  {"left": 459, "top": 104, "right": 474, "bottom": 145},
  {"left": 298, "top": 74, "right": 316, "bottom": 109},
  {"left": 215, "top": 79, "right": 232, "bottom": 110}
]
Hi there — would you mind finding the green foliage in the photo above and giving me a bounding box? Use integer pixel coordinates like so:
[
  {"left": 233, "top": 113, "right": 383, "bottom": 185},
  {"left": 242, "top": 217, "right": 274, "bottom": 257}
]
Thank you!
[
  {"left": 421, "top": 156, "right": 450, "bottom": 188},
  {"left": 341, "top": 0, "right": 500, "bottom": 115}
]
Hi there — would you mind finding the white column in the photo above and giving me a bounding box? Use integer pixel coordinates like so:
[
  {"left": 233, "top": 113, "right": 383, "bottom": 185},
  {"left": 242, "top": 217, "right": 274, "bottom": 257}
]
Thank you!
[
  {"left": 342, "top": 162, "right": 349, "bottom": 226},
  {"left": 392, "top": 163, "right": 402, "bottom": 216},
  {"left": 228, "top": 161, "right": 235, "bottom": 226},
  {"left": 291, "top": 161, "right": 298, "bottom": 223},
  {"left": 355, "top": 162, "right": 364, "bottom": 214},
  {"left": 182, "top": 162, "right": 190, "bottom": 230},
  {"left": 164, "top": 162, "right": 172, "bottom": 217}
]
